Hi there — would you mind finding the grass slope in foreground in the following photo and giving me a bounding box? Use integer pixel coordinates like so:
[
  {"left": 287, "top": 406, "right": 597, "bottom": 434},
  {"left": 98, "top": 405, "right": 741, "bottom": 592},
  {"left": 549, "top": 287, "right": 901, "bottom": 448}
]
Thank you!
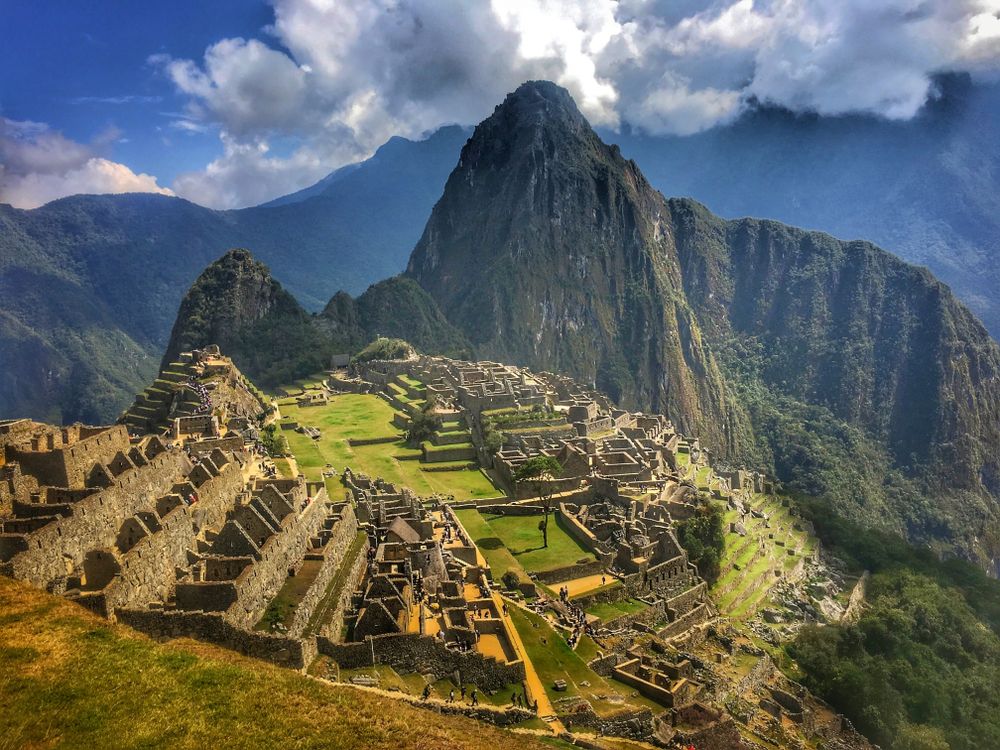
[{"left": 0, "top": 576, "right": 554, "bottom": 750}]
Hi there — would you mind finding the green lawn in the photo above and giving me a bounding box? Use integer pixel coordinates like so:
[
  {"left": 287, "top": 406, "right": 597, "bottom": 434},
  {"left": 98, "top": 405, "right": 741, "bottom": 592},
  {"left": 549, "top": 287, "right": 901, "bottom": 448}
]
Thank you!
[
  {"left": 453, "top": 509, "right": 526, "bottom": 582},
  {"left": 507, "top": 605, "right": 665, "bottom": 717},
  {"left": 480, "top": 513, "right": 594, "bottom": 574},
  {"left": 278, "top": 394, "right": 498, "bottom": 501},
  {"left": 583, "top": 599, "right": 649, "bottom": 623}
]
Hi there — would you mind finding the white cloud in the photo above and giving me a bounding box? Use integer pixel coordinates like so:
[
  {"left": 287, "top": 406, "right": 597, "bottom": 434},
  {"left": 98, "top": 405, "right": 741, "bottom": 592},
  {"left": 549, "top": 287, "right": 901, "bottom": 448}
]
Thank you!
[
  {"left": 153, "top": 0, "right": 1000, "bottom": 208},
  {"left": 0, "top": 118, "right": 173, "bottom": 209}
]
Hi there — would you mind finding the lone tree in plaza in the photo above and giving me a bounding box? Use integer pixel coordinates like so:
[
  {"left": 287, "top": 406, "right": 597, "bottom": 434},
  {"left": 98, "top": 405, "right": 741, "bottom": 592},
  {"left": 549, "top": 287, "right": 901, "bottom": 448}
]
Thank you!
[{"left": 514, "top": 455, "right": 563, "bottom": 548}]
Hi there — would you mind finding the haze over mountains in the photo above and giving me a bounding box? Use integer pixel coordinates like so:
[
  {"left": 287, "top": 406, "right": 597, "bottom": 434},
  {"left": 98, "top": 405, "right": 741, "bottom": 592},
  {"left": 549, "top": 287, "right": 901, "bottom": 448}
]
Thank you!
[{"left": 0, "top": 125, "right": 467, "bottom": 423}]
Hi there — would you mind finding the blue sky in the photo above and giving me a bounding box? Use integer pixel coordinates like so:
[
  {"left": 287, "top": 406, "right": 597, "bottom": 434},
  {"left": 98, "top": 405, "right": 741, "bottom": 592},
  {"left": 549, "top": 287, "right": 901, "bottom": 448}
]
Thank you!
[
  {"left": 1, "top": 0, "right": 273, "bottom": 182},
  {"left": 2, "top": 0, "right": 998, "bottom": 210}
]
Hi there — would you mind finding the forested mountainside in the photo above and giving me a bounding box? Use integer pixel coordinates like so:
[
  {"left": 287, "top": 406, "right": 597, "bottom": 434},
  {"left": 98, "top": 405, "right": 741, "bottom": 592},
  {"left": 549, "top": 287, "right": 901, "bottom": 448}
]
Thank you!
[
  {"left": 0, "top": 126, "right": 468, "bottom": 423},
  {"left": 164, "top": 249, "right": 467, "bottom": 390},
  {"left": 407, "top": 81, "right": 748, "bottom": 456},
  {"left": 406, "top": 81, "right": 1000, "bottom": 569},
  {"left": 4, "top": 78, "right": 1000, "bottom": 427},
  {"left": 611, "top": 74, "right": 1000, "bottom": 338}
]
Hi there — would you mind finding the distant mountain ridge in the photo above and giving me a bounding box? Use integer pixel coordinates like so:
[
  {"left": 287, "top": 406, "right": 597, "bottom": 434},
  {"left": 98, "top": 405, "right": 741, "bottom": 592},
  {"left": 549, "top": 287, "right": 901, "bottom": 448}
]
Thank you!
[
  {"left": 0, "top": 125, "right": 470, "bottom": 423},
  {"left": 3, "top": 74, "right": 1000, "bottom": 460}
]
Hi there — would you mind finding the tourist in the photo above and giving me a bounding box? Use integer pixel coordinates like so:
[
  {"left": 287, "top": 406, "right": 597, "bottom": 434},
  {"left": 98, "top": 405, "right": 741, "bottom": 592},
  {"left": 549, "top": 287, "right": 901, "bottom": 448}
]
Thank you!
[
  {"left": 448, "top": 688, "right": 455, "bottom": 703},
  {"left": 470, "top": 689, "right": 478, "bottom": 706},
  {"left": 460, "top": 685, "right": 466, "bottom": 701},
  {"left": 421, "top": 684, "right": 431, "bottom": 701}
]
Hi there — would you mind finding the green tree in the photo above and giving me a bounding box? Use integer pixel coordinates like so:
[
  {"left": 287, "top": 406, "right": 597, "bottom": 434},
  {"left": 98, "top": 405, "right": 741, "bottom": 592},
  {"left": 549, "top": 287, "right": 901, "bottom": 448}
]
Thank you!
[
  {"left": 676, "top": 504, "right": 725, "bottom": 583},
  {"left": 405, "top": 409, "right": 441, "bottom": 447},
  {"left": 514, "top": 456, "right": 563, "bottom": 548}
]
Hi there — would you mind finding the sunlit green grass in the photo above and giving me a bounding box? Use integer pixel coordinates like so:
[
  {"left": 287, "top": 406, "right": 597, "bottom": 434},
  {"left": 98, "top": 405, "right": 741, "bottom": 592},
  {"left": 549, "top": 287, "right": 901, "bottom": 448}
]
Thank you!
[{"left": 278, "top": 394, "right": 498, "bottom": 500}]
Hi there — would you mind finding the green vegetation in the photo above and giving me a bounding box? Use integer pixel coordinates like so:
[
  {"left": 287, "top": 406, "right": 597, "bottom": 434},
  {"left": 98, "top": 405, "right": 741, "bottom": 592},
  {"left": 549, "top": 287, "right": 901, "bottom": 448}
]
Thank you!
[
  {"left": 675, "top": 504, "right": 725, "bottom": 584},
  {"left": 507, "top": 604, "right": 663, "bottom": 716},
  {"left": 351, "top": 337, "right": 414, "bottom": 364},
  {"left": 781, "top": 499, "right": 1000, "bottom": 750},
  {"left": 513, "top": 456, "right": 563, "bottom": 549},
  {"left": 479, "top": 512, "right": 593, "bottom": 575},
  {"left": 259, "top": 423, "right": 289, "bottom": 457},
  {"left": 453, "top": 509, "right": 526, "bottom": 585},
  {"left": 790, "top": 571, "right": 1000, "bottom": 750},
  {"left": 278, "top": 393, "right": 497, "bottom": 500},
  {"left": 403, "top": 405, "right": 441, "bottom": 447},
  {"left": 0, "top": 576, "right": 551, "bottom": 750},
  {"left": 583, "top": 599, "right": 648, "bottom": 623},
  {"left": 164, "top": 250, "right": 337, "bottom": 390}
]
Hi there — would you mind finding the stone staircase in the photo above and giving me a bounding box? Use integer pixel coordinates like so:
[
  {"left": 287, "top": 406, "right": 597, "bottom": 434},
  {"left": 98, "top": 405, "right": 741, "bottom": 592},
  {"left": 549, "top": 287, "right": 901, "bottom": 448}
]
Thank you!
[{"left": 121, "top": 353, "right": 199, "bottom": 434}]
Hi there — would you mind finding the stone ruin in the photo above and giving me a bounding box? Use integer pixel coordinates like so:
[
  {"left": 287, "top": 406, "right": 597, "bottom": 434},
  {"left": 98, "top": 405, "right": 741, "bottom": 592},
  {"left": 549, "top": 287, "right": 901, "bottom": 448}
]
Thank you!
[{"left": 0, "top": 350, "right": 369, "bottom": 670}]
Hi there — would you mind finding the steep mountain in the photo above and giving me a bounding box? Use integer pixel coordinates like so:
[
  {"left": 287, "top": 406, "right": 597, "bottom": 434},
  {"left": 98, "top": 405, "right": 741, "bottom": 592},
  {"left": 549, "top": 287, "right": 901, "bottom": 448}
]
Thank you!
[
  {"left": 317, "top": 276, "right": 471, "bottom": 359},
  {"left": 408, "top": 81, "right": 748, "bottom": 454},
  {"left": 164, "top": 249, "right": 468, "bottom": 389},
  {"left": 610, "top": 74, "right": 1000, "bottom": 338},
  {"left": 0, "top": 125, "right": 469, "bottom": 423},
  {"left": 407, "top": 81, "right": 1000, "bottom": 567},
  {"left": 161, "top": 249, "right": 331, "bottom": 389}
]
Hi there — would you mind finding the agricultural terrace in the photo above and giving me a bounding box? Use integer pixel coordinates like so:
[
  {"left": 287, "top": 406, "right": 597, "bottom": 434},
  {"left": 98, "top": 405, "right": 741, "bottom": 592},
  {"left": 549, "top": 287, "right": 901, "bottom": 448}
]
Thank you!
[
  {"left": 712, "top": 493, "right": 818, "bottom": 619},
  {"left": 275, "top": 389, "right": 499, "bottom": 501}
]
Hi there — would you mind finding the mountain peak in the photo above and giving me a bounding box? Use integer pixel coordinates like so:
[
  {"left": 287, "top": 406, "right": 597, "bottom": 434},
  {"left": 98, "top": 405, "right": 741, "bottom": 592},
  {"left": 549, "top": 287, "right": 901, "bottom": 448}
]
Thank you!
[{"left": 482, "top": 80, "right": 590, "bottom": 139}]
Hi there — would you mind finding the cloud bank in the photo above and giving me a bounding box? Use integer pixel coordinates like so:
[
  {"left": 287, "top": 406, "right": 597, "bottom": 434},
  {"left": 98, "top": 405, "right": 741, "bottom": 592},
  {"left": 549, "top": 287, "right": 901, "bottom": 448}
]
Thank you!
[
  {"left": 0, "top": 118, "right": 173, "bottom": 209},
  {"left": 152, "top": 0, "right": 1000, "bottom": 209}
]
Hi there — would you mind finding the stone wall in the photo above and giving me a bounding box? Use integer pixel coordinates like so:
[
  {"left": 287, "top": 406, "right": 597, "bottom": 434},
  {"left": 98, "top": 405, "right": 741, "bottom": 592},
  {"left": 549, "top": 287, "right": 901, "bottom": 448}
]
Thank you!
[
  {"left": 534, "top": 559, "right": 605, "bottom": 585},
  {"left": 657, "top": 601, "right": 711, "bottom": 640},
  {"left": 7, "top": 425, "right": 130, "bottom": 488},
  {"left": 6, "top": 450, "right": 191, "bottom": 588},
  {"left": 118, "top": 608, "right": 316, "bottom": 670},
  {"left": 321, "top": 535, "right": 370, "bottom": 642},
  {"left": 224, "top": 492, "right": 333, "bottom": 629},
  {"left": 286, "top": 505, "right": 358, "bottom": 638},
  {"left": 317, "top": 632, "right": 526, "bottom": 692},
  {"left": 100, "top": 505, "right": 193, "bottom": 615},
  {"left": 560, "top": 704, "right": 657, "bottom": 741}
]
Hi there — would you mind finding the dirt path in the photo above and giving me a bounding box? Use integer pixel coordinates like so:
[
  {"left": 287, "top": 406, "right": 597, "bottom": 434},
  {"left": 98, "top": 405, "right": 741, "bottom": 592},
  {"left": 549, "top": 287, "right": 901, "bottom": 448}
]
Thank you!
[
  {"left": 557, "top": 573, "right": 610, "bottom": 598},
  {"left": 496, "top": 592, "right": 565, "bottom": 734}
]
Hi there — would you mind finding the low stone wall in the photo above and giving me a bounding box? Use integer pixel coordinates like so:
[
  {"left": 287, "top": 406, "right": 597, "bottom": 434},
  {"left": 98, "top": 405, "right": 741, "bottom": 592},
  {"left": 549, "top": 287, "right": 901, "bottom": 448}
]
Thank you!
[
  {"left": 478, "top": 503, "right": 545, "bottom": 515},
  {"left": 322, "top": 536, "right": 370, "bottom": 641},
  {"left": 117, "top": 607, "right": 316, "bottom": 669},
  {"left": 571, "top": 582, "right": 630, "bottom": 609},
  {"left": 657, "top": 601, "right": 711, "bottom": 640},
  {"left": 587, "top": 652, "right": 622, "bottom": 677},
  {"left": 347, "top": 436, "right": 399, "bottom": 447},
  {"left": 422, "top": 444, "right": 477, "bottom": 463},
  {"left": 603, "top": 600, "right": 665, "bottom": 632},
  {"left": 665, "top": 581, "right": 707, "bottom": 618},
  {"left": 560, "top": 703, "right": 657, "bottom": 741},
  {"left": 317, "top": 632, "right": 525, "bottom": 692}
]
